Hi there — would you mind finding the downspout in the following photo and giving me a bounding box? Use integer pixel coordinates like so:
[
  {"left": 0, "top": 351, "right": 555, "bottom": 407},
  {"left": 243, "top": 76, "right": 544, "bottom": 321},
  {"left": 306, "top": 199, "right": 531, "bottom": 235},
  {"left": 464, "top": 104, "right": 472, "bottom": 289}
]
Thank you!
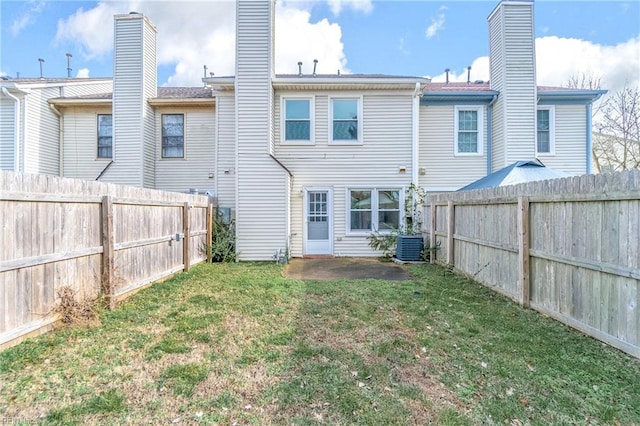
[
  {"left": 1, "top": 87, "right": 21, "bottom": 172},
  {"left": 48, "top": 102, "right": 63, "bottom": 177},
  {"left": 487, "top": 94, "right": 498, "bottom": 175},
  {"left": 411, "top": 82, "right": 421, "bottom": 186},
  {"left": 586, "top": 103, "right": 593, "bottom": 174}
]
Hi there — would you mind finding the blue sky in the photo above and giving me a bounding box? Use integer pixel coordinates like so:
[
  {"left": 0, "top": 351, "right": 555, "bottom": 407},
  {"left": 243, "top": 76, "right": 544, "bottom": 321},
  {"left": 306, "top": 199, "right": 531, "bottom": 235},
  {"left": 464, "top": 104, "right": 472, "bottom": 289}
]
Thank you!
[{"left": 1, "top": 0, "right": 639, "bottom": 93}]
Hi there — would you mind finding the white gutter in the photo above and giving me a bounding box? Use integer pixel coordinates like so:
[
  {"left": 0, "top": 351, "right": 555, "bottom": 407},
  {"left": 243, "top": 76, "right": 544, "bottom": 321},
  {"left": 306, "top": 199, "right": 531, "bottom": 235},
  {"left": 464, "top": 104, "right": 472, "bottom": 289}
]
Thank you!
[
  {"left": 48, "top": 102, "right": 64, "bottom": 177},
  {"left": 411, "top": 82, "right": 421, "bottom": 186},
  {"left": 1, "top": 87, "right": 21, "bottom": 172}
]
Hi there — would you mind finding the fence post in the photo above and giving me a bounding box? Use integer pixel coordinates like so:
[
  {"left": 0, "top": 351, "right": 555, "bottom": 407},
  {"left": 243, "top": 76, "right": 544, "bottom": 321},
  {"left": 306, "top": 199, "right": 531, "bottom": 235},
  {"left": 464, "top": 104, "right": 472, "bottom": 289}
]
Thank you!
[
  {"left": 206, "top": 202, "right": 213, "bottom": 263},
  {"left": 447, "top": 201, "right": 455, "bottom": 265},
  {"left": 430, "top": 201, "right": 436, "bottom": 264},
  {"left": 518, "top": 196, "right": 531, "bottom": 307},
  {"left": 183, "top": 202, "right": 191, "bottom": 271},
  {"left": 101, "top": 196, "right": 115, "bottom": 309}
]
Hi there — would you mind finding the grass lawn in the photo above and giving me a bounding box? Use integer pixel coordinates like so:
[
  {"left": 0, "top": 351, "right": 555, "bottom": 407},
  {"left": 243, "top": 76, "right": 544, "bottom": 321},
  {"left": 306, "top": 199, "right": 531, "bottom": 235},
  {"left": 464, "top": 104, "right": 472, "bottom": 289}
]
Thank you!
[{"left": 1, "top": 262, "right": 639, "bottom": 425}]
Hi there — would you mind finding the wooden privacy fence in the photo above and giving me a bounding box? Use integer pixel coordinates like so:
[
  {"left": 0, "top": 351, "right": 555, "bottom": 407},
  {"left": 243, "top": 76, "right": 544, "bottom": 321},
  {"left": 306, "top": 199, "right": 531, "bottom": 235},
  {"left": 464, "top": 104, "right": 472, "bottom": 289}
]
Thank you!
[
  {"left": 1, "top": 171, "right": 213, "bottom": 350},
  {"left": 425, "top": 170, "right": 640, "bottom": 358}
]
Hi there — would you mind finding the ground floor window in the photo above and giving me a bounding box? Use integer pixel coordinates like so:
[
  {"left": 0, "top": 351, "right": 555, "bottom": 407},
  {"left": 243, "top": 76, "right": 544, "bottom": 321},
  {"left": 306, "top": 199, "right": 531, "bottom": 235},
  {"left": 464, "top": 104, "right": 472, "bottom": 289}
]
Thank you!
[{"left": 348, "top": 188, "right": 400, "bottom": 233}]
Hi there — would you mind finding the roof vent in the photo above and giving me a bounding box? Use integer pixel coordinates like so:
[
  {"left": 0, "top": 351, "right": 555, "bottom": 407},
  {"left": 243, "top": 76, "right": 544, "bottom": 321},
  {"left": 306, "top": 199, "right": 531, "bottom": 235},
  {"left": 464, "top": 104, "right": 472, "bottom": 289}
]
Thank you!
[
  {"left": 466, "top": 66, "right": 471, "bottom": 84},
  {"left": 445, "top": 68, "right": 450, "bottom": 84},
  {"left": 297, "top": 61, "right": 303, "bottom": 76},
  {"left": 129, "top": 11, "right": 140, "bottom": 14},
  {"left": 474, "top": 80, "right": 484, "bottom": 84},
  {"left": 313, "top": 59, "right": 318, "bottom": 77}
]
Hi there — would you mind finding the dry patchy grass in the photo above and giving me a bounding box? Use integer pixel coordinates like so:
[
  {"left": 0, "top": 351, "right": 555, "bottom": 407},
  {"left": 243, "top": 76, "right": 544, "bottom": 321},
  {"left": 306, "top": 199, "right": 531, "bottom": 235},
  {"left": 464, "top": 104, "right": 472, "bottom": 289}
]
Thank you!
[{"left": 1, "top": 262, "right": 639, "bottom": 425}]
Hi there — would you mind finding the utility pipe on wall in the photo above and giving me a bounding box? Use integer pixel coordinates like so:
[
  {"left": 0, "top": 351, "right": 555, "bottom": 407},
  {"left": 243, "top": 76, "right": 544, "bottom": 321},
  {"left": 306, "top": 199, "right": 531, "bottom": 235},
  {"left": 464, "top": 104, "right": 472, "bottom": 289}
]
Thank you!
[
  {"left": 48, "top": 102, "right": 64, "bottom": 177},
  {"left": 411, "top": 82, "right": 421, "bottom": 187}
]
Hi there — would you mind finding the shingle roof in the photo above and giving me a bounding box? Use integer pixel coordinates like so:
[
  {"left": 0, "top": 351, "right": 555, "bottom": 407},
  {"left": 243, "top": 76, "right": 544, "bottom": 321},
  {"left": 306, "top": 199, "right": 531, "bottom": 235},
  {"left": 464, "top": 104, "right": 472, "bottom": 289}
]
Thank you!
[{"left": 50, "top": 86, "right": 214, "bottom": 101}]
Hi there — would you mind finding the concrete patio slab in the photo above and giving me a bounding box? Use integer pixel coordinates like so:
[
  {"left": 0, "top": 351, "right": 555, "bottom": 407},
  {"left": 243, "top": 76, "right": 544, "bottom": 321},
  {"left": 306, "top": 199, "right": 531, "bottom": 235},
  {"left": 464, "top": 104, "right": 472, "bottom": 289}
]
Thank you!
[{"left": 285, "top": 257, "right": 411, "bottom": 281}]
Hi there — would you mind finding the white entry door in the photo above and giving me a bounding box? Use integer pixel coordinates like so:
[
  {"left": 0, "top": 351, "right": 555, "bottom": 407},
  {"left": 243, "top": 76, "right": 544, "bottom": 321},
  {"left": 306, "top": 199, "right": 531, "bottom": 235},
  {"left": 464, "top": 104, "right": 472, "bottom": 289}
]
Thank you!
[{"left": 304, "top": 189, "right": 332, "bottom": 255}]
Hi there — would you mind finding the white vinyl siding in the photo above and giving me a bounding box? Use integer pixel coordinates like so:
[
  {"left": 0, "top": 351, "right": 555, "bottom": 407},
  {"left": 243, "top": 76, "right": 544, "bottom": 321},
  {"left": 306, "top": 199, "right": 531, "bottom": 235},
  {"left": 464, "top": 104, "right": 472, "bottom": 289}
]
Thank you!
[
  {"left": 276, "top": 91, "right": 414, "bottom": 257},
  {"left": 0, "top": 97, "right": 16, "bottom": 171},
  {"left": 215, "top": 93, "right": 236, "bottom": 209},
  {"left": 23, "top": 87, "right": 61, "bottom": 176},
  {"left": 106, "top": 14, "right": 157, "bottom": 188},
  {"left": 488, "top": 1, "right": 536, "bottom": 168},
  {"left": 62, "top": 80, "right": 112, "bottom": 97},
  {"left": 454, "top": 106, "right": 484, "bottom": 155},
  {"left": 62, "top": 106, "right": 114, "bottom": 180},
  {"left": 418, "top": 105, "right": 487, "bottom": 190},
  {"left": 235, "top": 0, "right": 289, "bottom": 260},
  {"left": 155, "top": 107, "right": 216, "bottom": 193},
  {"left": 536, "top": 104, "right": 587, "bottom": 175}
]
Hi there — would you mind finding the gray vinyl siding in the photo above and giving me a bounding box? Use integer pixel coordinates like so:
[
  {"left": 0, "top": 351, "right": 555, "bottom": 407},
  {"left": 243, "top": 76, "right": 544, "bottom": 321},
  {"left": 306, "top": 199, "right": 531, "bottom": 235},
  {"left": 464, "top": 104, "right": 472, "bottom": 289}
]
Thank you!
[
  {"left": 489, "top": 1, "right": 536, "bottom": 168},
  {"left": 235, "top": 0, "right": 289, "bottom": 260},
  {"left": 23, "top": 87, "right": 61, "bottom": 175},
  {"left": 154, "top": 107, "right": 216, "bottom": 193},
  {"left": 537, "top": 104, "right": 587, "bottom": 175},
  {"left": 215, "top": 93, "right": 236, "bottom": 209},
  {"left": 275, "top": 91, "right": 414, "bottom": 257},
  {"left": 0, "top": 97, "right": 16, "bottom": 171},
  {"left": 61, "top": 107, "right": 113, "bottom": 180},
  {"left": 418, "top": 105, "right": 487, "bottom": 190}
]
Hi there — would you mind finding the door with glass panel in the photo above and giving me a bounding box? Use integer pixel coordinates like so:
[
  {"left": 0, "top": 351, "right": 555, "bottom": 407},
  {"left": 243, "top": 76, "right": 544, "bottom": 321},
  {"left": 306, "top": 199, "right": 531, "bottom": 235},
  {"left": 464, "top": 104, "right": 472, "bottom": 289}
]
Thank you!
[{"left": 304, "top": 189, "right": 332, "bottom": 255}]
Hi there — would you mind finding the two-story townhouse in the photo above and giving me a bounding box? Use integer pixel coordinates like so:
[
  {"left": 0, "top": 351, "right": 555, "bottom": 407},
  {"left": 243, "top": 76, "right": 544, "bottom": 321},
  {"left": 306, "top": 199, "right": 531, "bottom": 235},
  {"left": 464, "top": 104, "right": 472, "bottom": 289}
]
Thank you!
[{"left": 0, "top": 0, "right": 605, "bottom": 261}]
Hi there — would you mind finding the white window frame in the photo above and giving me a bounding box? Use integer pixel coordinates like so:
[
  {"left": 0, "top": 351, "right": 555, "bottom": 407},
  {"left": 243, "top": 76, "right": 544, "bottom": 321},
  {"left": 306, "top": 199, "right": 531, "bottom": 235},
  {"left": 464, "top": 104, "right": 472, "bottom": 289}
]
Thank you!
[
  {"left": 346, "top": 187, "right": 403, "bottom": 235},
  {"left": 329, "top": 96, "right": 363, "bottom": 145},
  {"left": 454, "top": 106, "right": 484, "bottom": 156},
  {"left": 536, "top": 106, "right": 556, "bottom": 155},
  {"left": 161, "top": 113, "right": 186, "bottom": 159},
  {"left": 281, "top": 96, "right": 315, "bottom": 145}
]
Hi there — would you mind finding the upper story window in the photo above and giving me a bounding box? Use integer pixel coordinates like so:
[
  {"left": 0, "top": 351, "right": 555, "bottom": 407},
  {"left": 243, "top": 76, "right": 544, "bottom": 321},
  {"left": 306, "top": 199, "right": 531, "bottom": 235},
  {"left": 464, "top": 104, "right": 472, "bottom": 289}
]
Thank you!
[
  {"left": 162, "top": 114, "right": 184, "bottom": 158},
  {"left": 97, "top": 114, "right": 112, "bottom": 158},
  {"left": 536, "top": 107, "right": 555, "bottom": 154},
  {"left": 331, "top": 98, "right": 361, "bottom": 143},
  {"left": 348, "top": 188, "right": 400, "bottom": 234},
  {"left": 454, "top": 106, "right": 484, "bottom": 155},
  {"left": 283, "top": 98, "right": 313, "bottom": 143}
]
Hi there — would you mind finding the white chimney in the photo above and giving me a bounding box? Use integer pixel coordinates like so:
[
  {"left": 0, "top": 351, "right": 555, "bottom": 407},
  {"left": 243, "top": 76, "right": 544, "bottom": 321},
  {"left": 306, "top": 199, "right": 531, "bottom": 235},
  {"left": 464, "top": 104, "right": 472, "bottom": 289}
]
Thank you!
[
  {"left": 488, "top": 0, "right": 537, "bottom": 170},
  {"left": 110, "top": 12, "right": 158, "bottom": 187}
]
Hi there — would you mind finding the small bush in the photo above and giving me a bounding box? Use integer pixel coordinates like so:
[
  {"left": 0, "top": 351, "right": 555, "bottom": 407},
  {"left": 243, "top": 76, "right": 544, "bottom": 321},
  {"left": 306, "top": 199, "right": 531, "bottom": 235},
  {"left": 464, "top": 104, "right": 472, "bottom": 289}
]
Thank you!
[
  {"left": 54, "top": 286, "right": 100, "bottom": 327},
  {"left": 207, "top": 210, "right": 236, "bottom": 263}
]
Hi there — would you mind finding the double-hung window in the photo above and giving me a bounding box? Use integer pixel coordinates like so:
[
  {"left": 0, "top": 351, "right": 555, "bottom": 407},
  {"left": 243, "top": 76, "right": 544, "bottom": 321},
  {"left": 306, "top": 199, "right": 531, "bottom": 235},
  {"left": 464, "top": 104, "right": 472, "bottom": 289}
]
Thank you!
[
  {"left": 283, "top": 98, "right": 313, "bottom": 143},
  {"left": 348, "top": 188, "right": 400, "bottom": 233},
  {"left": 331, "top": 98, "right": 361, "bottom": 143},
  {"left": 97, "top": 114, "right": 112, "bottom": 158},
  {"left": 536, "top": 107, "right": 555, "bottom": 154},
  {"left": 454, "top": 106, "right": 483, "bottom": 155},
  {"left": 162, "top": 114, "right": 184, "bottom": 158}
]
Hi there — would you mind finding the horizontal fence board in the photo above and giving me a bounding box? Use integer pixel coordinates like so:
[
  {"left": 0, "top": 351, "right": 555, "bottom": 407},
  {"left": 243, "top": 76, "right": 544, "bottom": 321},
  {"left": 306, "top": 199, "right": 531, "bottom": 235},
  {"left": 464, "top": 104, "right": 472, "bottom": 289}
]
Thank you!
[
  {"left": 426, "top": 169, "right": 640, "bottom": 359},
  {"left": 1, "top": 171, "right": 211, "bottom": 350}
]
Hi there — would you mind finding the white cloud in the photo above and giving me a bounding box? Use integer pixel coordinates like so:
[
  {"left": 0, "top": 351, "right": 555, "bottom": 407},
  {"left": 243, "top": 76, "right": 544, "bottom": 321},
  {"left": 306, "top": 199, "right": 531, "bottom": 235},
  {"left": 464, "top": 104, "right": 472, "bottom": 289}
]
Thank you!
[
  {"left": 76, "top": 68, "right": 90, "bottom": 78},
  {"left": 425, "top": 11, "right": 446, "bottom": 40},
  {"left": 429, "top": 36, "right": 640, "bottom": 96},
  {"left": 326, "top": 0, "right": 373, "bottom": 16},
  {"left": 10, "top": 1, "right": 46, "bottom": 36},
  {"left": 54, "top": 0, "right": 350, "bottom": 86},
  {"left": 535, "top": 36, "right": 640, "bottom": 94}
]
